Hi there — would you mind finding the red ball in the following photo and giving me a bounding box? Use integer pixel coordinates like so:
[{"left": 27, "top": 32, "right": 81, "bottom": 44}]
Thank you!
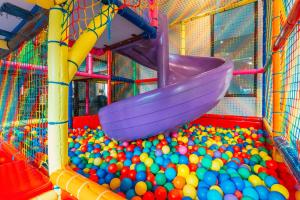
[
  {"left": 132, "top": 155, "right": 140, "bottom": 163},
  {"left": 266, "top": 160, "right": 278, "bottom": 170},
  {"left": 105, "top": 156, "right": 112, "bottom": 163},
  {"left": 155, "top": 186, "right": 167, "bottom": 200},
  {"left": 108, "top": 163, "right": 118, "bottom": 173},
  {"left": 117, "top": 152, "right": 125, "bottom": 160},
  {"left": 81, "top": 145, "right": 87, "bottom": 152},
  {"left": 233, "top": 146, "right": 240, "bottom": 152},
  {"left": 168, "top": 189, "right": 183, "bottom": 200},
  {"left": 128, "top": 170, "right": 137, "bottom": 180},
  {"left": 143, "top": 192, "right": 155, "bottom": 200},
  {"left": 147, "top": 173, "right": 155, "bottom": 183},
  {"left": 156, "top": 143, "right": 163, "bottom": 149},
  {"left": 127, "top": 144, "right": 135, "bottom": 152},
  {"left": 121, "top": 167, "right": 129, "bottom": 175},
  {"left": 94, "top": 148, "right": 100, "bottom": 153},
  {"left": 161, "top": 140, "right": 167, "bottom": 145},
  {"left": 188, "top": 163, "right": 198, "bottom": 172}
]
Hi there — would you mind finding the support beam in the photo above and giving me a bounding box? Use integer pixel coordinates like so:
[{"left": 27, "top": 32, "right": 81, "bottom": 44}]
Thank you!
[
  {"left": 180, "top": 22, "right": 186, "bottom": 55},
  {"left": 0, "top": 3, "right": 34, "bottom": 20}
]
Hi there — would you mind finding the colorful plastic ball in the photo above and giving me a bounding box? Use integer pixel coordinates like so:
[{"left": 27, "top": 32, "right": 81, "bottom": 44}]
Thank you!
[
  {"left": 145, "top": 157, "right": 154, "bottom": 167},
  {"left": 172, "top": 176, "right": 186, "bottom": 189},
  {"left": 198, "top": 147, "right": 206, "bottom": 156},
  {"left": 196, "top": 167, "right": 207, "bottom": 180},
  {"left": 120, "top": 178, "right": 133, "bottom": 192},
  {"left": 203, "top": 171, "right": 217, "bottom": 186},
  {"left": 232, "top": 177, "right": 245, "bottom": 191},
  {"left": 189, "top": 154, "right": 199, "bottom": 164},
  {"left": 110, "top": 178, "right": 121, "bottom": 190},
  {"left": 183, "top": 184, "right": 197, "bottom": 199},
  {"left": 150, "top": 163, "right": 160, "bottom": 174},
  {"left": 126, "top": 189, "right": 136, "bottom": 199},
  {"left": 220, "top": 180, "right": 236, "bottom": 194},
  {"left": 197, "top": 187, "right": 208, "bottom": 200},
  {"left": 136, "top": 171, "right": 147, "bottom": 181},
  {"left": 178, "top": 164, "right": 190, "bottom": 177},
  {"left": 142, "top": 191, "right": 155, "bottom": 200},
  {"left": 178, "top": 145, "right": 188, "bottom": 155},
  {"left": 202, "top": 156, "right": 212, "bottom": 169},
  {"left": 108, "top": 163, "right": 118, "bottom": 174},
  {"left": 248, "top": 174, "right": 262, "bottom": 187},
  {"left": 210, "top": 185, "right": 223, "bottom": 196},
  {"left": 238, "top": 167, "right": 251, "bottom": 179},
  {"left": 211, "top": 160, "right": 221, "bottom": 171},
  {"left": 207, "top": 189, "right": 222, "bottom": 200},
  {"left": 182, "top": 197, "right": 192, "bottom": 200},
  {"left": 264, "top": 175, "right": 278, "bottom": 188},
  {"left": 131, "top": 196, "right": 142, "bottom": 200},
  {"left": 243, "top": 187, "right": 259, "bottom": 200},
  {"left": 270, "top": 184, "right": 289, "bottom": 199},
  {"left": 155, "top": 186, "right": 167, "bottom": 200},
  {"left": 135, "top": 181, "right": 147, "bottom": 196},
  {"left": 267, "top": 191, "right": 286, "bottom": 200},
  {"left": 162, "top": 145, "right": 170, "bottom": 154},
  {"left": 168, "top": 189, "right": 183, "bottom": 200},
  {"left": 165, "top": 167, "right": 177, "bottom": 181},
  {"left": 155, "top": 173, "right": 167, "bottom": 186},
  {"left": 186, "top": 174, "right": 199, "bottom": 188},
  {"left": 224, "top": 194, "right": 238, "bottom": 200},
  {"left": 255, "top": 186, "right": 269, "bottom": 200}
]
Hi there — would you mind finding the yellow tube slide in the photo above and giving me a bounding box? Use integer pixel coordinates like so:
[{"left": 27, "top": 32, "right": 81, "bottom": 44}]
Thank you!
[{"left": 51, "top": 169, "right": 125, "bottom": 200}]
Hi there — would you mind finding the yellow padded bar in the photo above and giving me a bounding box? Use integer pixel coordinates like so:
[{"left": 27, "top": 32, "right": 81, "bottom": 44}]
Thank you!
[{"left": 0, "top": 39, "right": 9, "bottom": 50}]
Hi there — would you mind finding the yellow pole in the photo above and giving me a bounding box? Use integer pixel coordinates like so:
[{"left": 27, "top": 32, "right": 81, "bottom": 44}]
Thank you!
[
  {"left": 272, "top": 0, "right": 284, "bottom": 162},
  {"left": 180, "top": 22, "right": 186, "bottom": 55},
  {"left": 47, "top": 5, "right": 69, "bottom": 174},
  {"left": 68, "top": 5, "right": 117, "bottom": 81},
  {"left": 25, "top": 0, "right": 67, "bottom": 9}
]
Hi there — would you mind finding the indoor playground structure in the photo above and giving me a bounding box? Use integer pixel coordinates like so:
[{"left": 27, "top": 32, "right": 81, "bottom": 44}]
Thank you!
[{"left": 0, "top": 0, "right": 299, "bottom": 199}]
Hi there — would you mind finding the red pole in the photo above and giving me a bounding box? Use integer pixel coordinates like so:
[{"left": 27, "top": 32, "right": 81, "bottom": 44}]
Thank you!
[
  {"left": 107, "top": 51, "right": 112, "bottom": 104},
  {"left": 273, "top": 0, "right": 300, "bottom": 51}
]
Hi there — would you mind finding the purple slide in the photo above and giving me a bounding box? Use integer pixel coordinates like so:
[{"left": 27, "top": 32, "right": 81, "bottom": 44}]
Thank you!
[{"left": 98, "top": 15, "right": 234, "bottom": 141}]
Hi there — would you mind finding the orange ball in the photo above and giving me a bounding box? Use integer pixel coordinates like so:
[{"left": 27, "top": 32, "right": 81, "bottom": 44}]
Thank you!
[
  {"left": 168, "top": 189, "right": 183, "bottom": 200},
  {"left": 207, "top": 150, "right": 214, "bottom": 157},
  {"left": 132, "top": 197, "right": 142, "bottom": 200},
  {"left": 172, "top": 176, "right": 186, "bottom": 189},
  {"left": 235, "top": 190, "right": 242, "bottom": 199}
]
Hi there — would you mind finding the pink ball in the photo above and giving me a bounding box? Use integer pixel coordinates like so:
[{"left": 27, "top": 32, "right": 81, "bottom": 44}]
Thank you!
[
  {"left": 172, "top": 132, "right": 178, "bottom": 138},
  {"left": 178, "top": 145, "right": 187, "bottom": 155},
  {"left": 122, "top": 141, "right": 129, "bottom": 147}
]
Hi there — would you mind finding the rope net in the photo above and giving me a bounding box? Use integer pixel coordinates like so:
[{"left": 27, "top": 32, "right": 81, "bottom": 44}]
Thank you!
[{"left": 0, "top": 30, "right": 48, "bottom": 167}]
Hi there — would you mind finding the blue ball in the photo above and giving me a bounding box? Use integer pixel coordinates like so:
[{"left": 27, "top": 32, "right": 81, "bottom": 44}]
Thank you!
[
  {"left": 179, "top": 155, "right": 189, "bottom": 164},
  {"left": 197, "top": 187, "right": 208, "bottom": 200},
  {"left": 198, "top": 181, "right": 210, "bottom": 188},
  {"left": 227, "top": 161, "right": 238, "bottom": 169},
  {"left": 255, "top": 186, "right": 269, "bottom": 200},
  {"left": 98, "top": 178, "right": 105, "bottom": 185},
  {"left": 71, "top": 156, "right": 81, "bottom": 165},
  {"left": 126, "top": 189, "right": 136, "bottom": 199},
  {"left": 264, "top": 176, "right": 278, "bottom": 188},
  {"left": 220, "top": 180, "right": 236, "bottom": 194},
  {"left": 232, "top": 177, "right": 245, "bottom": 191},
  {"left": 267, "top": 191, "right": 285, "bottom": 200},
  {"left": 244, "top": 180, "right": 252, "bottom": 187},
  {"left": 120, "top": 178, "right": 133, "bottom": 192},
  {"left": 219, "top": 173, "right": 230, "bottom": 183},
  {"left": 165, "top": 167, "right": 177, "bottom": 181},
  {"left": 182, "top": 197, "right": 192, "bottom": 200},
  {"left": 136, "top": 171, "right": 147, "bottom": 181},
  {"left": 105, "top": 173, "right": 114, "bottom": 184},
  {"left": 155, "top": 157, "right": 164, "bottom": 165},
  {"left": 243, "top": 187, "right": 259, "bottom": 200},
  {"left": 124, "top": 159, "right": 132, "bottom": 166},
  {"left": 207, "top": 190, "right": 222, "bottom": 200},
  {"left": 203, "top": 171, "right": 217, "bottom": 186}
]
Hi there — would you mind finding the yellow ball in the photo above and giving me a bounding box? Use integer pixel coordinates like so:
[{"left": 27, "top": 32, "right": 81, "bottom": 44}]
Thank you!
[
  {"left": 83, "top": 168, "right": 89, "bottom": 173},
  {"left": 183, "top": 184, "right": 197, "bottom": 199},
  {"left": 211, "top": 160, "right": 221, "bottom": 171},
  {"left": 263, "top": 156, "right": 272, "bottom": 161},
  {"left": 225, "top": 151, "right": 233, "bottom": 158},
  {"left": 135, "top": 181, "right": 147, "bottom": 196},
  {"left": 93, "top": 158, "right": 102, "bottom": 166},
  {"left": 210, "top": 185, "right": 224, "bottom": 196},
  {"left": 116, "top": 162, "right": 123, "bottom": 170},
  {"left": 186, "top": 174, "right": 198, "bottom": 187},
  {"left": 88, "top": 158, "right": 94, "bottom": 164},
  {"left": 145, "top": 157, "right": 154, "bottom": 167},
  {"left": 259, "top": 151, "right": 268, "bottom": 158},
  {"left": 162, "top": 145, "right": 170, "bottom": 154},
  {"left": 110, "top": 178, "right": 121, "bottom": 190},
  {"left": 189, "top": 154, "right": 199, "bottom": 164},
  {"left": 253, "top": 165, "right": 262, "bottom": 173},
  {"left": 182, "top": 136, "right": 188, "bottom": 144},
  {"left": 214, "top": 158, "right": 224, "bottom": 167},
  {"left": 158, "top": 134, "right": 164, "bottom": 140},
  {"left": 251, "top": 148, "right": 259, "bottom": 155},
  {"left": 178, "top": 164, "right": 190, "bottom": 177},
  {"left": 248, "top": 175, "right": 262, "bottom": 187},
  {"left": 140, "top": 153, "right": 148, "bottom": 162},
  {"left": 271, "top": 184, "right": 289, "bottom": 199}
]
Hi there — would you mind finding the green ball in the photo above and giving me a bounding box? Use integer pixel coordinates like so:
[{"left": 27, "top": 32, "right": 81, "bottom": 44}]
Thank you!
[
  {"left": 221, "top": 153, "right": 229, "bottom": 160},
  {"left": 86, "top": 163, "right": 93, "bottom": 169},
  {"left": 145, "top": 141, "right": 152, "bottom": 148},
  {"left": 150, "top": 163, "right": 160, "bottom": 174},
  {"left": 136, "top": 163, "right": 147, "bottom": 172},
  {"left": 152, "top": 139, "right": 159, "bottom": 146},
  {"left": 258, "top": 172, "right": 268, "bottom": 180},
  {"left": 164, "top": 182, "right": 174, "bottom": 191},
  {"left": 201, "top": 156, "right": 212, "bottom": 169},
  {"left": 145, "top": 181, "right": 152, "bottom": 190},
  {"left": 198, "top": 147, "right": 206, "bottom": 156},
  {"left": 238, "top": 167, "right": 251, "bottom": 179},
  {"left": 196, "top": 167, "right": 207, "bottom": 180},
  {"left": 155, "top": 173, "right": 166, "bottom": 185},
  {"left": 170, "top": 154, "right": 179, "bottom": 164}
]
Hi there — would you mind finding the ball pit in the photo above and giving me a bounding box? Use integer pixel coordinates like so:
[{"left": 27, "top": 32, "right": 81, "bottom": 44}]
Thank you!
[{"left": 68, "top": 124, "right": 292, "bottom": 199}]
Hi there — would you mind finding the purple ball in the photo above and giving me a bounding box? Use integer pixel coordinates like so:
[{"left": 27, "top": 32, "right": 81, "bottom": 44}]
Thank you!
[
  {"left": 224, "top": 194, "right": 238, "bottom": 200},
  {"left": 214, "top": 151, "right": 221, "bottom": 158},
  {"left": 188, "top": 140, "right": 194, "bottom": 146},
  {"left": 155, "top": 150, "right": 163, "bottom": 157}
]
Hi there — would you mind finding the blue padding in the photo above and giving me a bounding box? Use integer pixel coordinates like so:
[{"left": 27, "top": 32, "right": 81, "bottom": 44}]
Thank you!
[
  {"left": 0, "top": 29, "right": 15, "bottom": 39},
  {"left": 68, "top": 82, "right": 73, "bottom": 128},
  {"left": 102, "top": 0, "right": 156, "bottom": 39},
  {"left": 274, "top": 136, "right": 300, "bottom": 181},
  {"left": 0, "top": 3, "right": 33, "bottom": 20},
  {"left": 112, "top": 75, "right": 135, "bottom": 83}
]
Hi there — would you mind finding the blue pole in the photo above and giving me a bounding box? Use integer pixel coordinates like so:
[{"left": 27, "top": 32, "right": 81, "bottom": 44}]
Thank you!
[{"left": 68, "top": 81, "right": 73, "bottom": 128}]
